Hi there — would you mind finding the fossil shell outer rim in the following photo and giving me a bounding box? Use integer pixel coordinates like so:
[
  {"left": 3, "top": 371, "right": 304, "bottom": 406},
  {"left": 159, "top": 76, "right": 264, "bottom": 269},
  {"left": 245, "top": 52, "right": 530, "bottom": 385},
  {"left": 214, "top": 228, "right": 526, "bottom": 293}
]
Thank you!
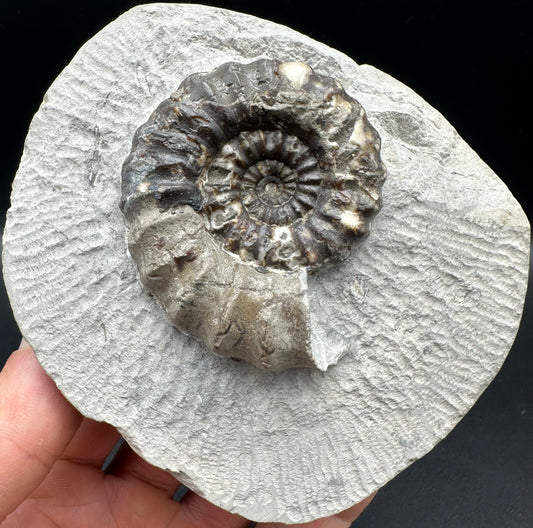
[{"left": 120, "top": 58, "right": 386, "bottom": 371}]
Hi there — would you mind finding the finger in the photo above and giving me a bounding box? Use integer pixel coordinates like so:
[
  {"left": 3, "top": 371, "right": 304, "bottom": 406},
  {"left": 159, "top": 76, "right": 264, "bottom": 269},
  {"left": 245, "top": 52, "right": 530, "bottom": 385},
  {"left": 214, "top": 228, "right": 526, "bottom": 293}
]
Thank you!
[
  {"left": 59, "top": 417, "right": 122, "bottom": 467},
  {"left": 334, "top": 493, "right": 376, "bottom": 524},
  {"left": 6, "top": 462, "right": 183, "bottom": 528},
  {"left": 169, "top": 491, "right": 251, "bottom": 528},
  {"left": 109, "top": 441, "right": 182, "bottom": 496},
  {"left": 0, "top": 346, "right": 83, "bottom": 522},
  {"left": 109, "top": 444, "right": 250, "bottom": 527},
  {"left": 256, "top": 493, "right": 376, "bottom": 528}
]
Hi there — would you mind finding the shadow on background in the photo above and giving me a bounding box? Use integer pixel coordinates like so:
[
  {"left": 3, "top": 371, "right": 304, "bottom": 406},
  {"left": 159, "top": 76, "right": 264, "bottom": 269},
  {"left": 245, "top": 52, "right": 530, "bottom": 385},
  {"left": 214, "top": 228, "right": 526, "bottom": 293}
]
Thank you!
[{"left": 0, "top": 1, "right": 532, "bottom": 527}]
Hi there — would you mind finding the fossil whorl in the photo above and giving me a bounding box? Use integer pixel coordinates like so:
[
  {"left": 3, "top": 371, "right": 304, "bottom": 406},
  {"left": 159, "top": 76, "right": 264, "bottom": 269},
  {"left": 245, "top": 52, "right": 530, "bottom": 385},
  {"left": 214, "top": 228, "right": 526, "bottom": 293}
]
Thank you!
[{"left": 121, "top": 59, "right": 386, "bottom": 370}]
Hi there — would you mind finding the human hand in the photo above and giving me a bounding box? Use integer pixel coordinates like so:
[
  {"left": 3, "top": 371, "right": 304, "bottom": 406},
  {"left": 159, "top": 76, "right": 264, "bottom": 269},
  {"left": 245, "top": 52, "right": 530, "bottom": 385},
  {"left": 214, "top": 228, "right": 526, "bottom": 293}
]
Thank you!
[{"left": 0, "top": 342, "right": 374, "bottom": 527}]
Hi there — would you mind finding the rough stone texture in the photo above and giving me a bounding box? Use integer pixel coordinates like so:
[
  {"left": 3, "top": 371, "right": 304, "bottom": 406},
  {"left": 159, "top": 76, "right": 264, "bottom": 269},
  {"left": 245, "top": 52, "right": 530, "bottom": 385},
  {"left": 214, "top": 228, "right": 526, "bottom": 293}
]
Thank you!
[
  {"left": 121, "top": 58, "right": 386, "bottom": 371},
  {"left": 1, "top": 3, "right": 530, "bottom": 524}
]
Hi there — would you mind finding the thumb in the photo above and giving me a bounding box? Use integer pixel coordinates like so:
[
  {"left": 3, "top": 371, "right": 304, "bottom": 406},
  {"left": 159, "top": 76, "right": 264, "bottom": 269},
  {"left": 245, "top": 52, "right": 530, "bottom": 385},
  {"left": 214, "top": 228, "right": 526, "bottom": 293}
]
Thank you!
[{"left": 0, "top": 342, "right": 82, "bottom": 522}]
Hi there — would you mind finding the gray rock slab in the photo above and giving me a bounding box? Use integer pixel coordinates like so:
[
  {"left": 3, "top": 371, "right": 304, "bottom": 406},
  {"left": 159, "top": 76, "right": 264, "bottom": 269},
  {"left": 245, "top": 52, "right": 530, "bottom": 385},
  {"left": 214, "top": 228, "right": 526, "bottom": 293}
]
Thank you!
[{"left": 2, "top": 3, "right": 530, "bottom": 524}]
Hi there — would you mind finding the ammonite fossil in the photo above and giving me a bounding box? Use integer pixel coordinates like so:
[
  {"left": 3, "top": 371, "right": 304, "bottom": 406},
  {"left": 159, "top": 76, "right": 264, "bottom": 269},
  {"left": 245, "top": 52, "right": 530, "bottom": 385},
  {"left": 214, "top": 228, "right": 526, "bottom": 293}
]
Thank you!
[{"left": 121, "top": 59, "right": 386, "bottom": 370}]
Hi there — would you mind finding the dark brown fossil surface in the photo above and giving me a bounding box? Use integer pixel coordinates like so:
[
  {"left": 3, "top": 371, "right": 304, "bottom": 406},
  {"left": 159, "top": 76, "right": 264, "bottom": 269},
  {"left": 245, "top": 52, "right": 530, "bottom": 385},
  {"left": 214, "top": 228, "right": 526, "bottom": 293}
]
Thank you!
[{"left": 121, "top": 59, "right": 385, "bottom": 370}]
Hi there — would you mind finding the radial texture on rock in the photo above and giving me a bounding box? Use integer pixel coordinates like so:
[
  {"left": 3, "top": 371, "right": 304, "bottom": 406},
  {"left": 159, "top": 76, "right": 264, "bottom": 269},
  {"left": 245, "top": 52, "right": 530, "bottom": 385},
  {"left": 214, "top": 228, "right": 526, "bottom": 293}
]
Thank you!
[{"left": 2, "top": 3, "right": 530, "bottom": 524}]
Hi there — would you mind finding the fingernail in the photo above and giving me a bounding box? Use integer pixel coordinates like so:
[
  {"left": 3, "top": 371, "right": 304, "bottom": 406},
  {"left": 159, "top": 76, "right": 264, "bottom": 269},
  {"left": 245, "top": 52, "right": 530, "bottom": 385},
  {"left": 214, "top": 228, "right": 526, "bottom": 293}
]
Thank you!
[{"left": 19, "top": 337, "right": 30, "bottom": 349}]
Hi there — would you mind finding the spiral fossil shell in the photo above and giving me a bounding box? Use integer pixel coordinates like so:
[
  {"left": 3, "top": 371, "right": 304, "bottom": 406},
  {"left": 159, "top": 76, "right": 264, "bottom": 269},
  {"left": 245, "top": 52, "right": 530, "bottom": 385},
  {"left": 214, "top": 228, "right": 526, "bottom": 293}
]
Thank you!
[{"left": 121, "top": 59, "right": 386, "bottom": 370}]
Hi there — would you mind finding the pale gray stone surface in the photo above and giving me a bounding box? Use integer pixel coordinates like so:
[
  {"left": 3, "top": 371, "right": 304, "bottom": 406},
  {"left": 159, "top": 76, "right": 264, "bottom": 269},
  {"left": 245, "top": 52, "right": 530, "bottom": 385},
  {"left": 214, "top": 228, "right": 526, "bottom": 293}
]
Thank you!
[{"left": 2, "top": 3, "right": 530, "bottom": 523}]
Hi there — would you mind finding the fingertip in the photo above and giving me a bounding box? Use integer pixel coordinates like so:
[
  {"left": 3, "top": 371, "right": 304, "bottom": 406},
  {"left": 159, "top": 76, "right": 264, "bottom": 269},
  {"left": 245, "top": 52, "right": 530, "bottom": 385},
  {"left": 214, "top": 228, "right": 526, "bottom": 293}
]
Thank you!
[
  {"left": 0, "top": 341, "right": 82, "bottom": 438},
  {"left": 18, "top": 337, "right": 30, "bottom": 350},
  {"left": 335, "top": 492, "right": 376, "bottom": 524}
]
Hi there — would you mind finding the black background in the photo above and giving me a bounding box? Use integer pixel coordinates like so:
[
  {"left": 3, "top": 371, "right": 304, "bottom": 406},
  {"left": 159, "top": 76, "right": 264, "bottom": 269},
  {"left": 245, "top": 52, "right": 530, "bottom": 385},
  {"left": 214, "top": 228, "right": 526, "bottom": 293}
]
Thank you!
[{"left": 0, "top": 1, "right": 531, "bottom": 527}]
